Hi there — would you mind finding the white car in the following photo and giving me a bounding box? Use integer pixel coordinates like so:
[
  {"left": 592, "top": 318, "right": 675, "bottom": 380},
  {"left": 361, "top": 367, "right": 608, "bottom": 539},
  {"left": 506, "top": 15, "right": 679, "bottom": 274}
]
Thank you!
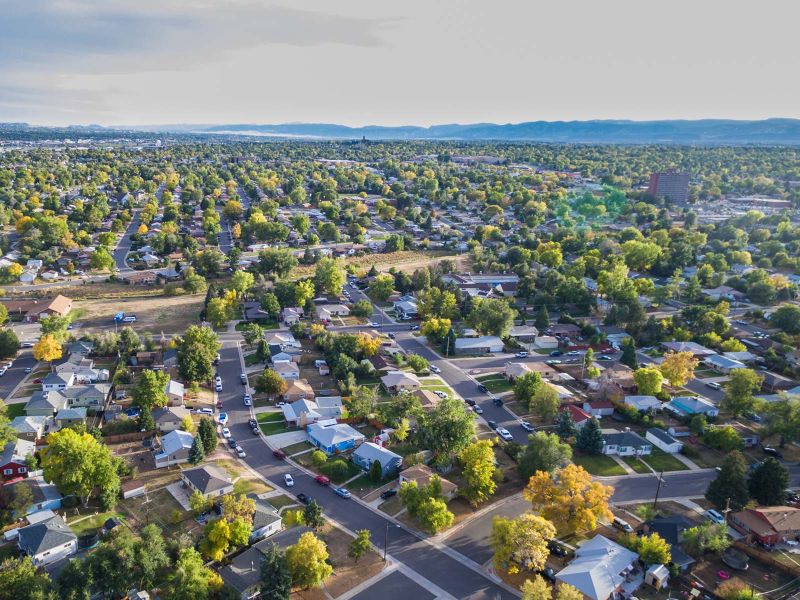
[
  {"left": 243, "top": 396, "right": 253, "bottom": 407},
  {"left": 434, "top": 391, "right": 448, "bottom": 399},
  {"left": 566, "top": 350, "right": 580, "bottom": 356},
  {"left": 520, "top": 421, "right": 534, "bottom": 432},
  {"left": 235, "top": 446, "right": 247, "bottom": 458},
  {"left": 368, "top": 321, "right": 380, "bottom": 327},
  {"left": 284, "top": 474, "right": 294, "bottom": 487},
  {"left": 473, "top": 405, "right": 483, "bottom": 414},
  {"left": 221, "top": 428, "right": 231, "bottom": 438},
  {"left": 215, "top": 384, "right": 222, "bottom": 392},
  {"left": 429, "top": 365, "right": 441, "bottom": 374},
  {"left": 515, "top": 351, "right": 529, "bottom": 358},
  {"left": 495, "top": 427, "right": 513, "bottom": 442}
]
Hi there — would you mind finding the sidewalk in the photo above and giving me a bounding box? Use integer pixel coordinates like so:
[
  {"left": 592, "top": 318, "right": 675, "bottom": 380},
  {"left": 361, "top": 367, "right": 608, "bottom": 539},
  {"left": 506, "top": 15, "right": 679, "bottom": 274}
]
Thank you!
[
  {"left": 672, "top": 452, "right": 702, "bottom": 470},
  {"left": 611, "top": 455, "right": 636, "bottom": 475}
]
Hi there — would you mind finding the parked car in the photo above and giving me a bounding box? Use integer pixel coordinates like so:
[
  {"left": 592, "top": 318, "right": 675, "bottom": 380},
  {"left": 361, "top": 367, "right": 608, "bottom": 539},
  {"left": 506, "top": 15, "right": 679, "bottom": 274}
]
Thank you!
[
  {"left": 380, "top": 488, "right": 397, "bottom": 500},
  {"left": 217, "top": 412, "right": 228, "bottom": 425},
  {"left": 473, "top": 405, "right": 483, "bottom": 414},
  {"left": 548, "top": 540, "right": 568, "bottom": 557},
  {"left": 227, "top": 438, "right": 237, "bottom": 449},
  {"left": 520, "top": 421, "right": 534, "bottom": 432},
  {"left": 492, "top": 397, "right": 504, "bottom": 407},
  {"left": 334, "top": 487, "right": 351, "bottom": 499},
  {"left": 429, "top": 365, "right": 441, "bottom": 374},
  {"left": 215, "top": 383, "right": 222, "bottom": 392},
  {"left": 248, "top": 418, "right": 258, "bottom": 428},
  {"left": 477, "top": 384, "right": 488, "bottom": 393},
  {"left": 539, "top": 567, "right": 556, "bottom": 583},
  {"left": 598, "top": 355, "right": 612, "bottom": 361},
  {"left": 515, "top": 351, "right": 528, "bottom": 358},
  {"left": 567, "top": 350, "right": 580, "bottom": 356},
  {"left": 213, "top": 353, "right": 221, "bottom": 365},
  {"left": 24, "top": 367, "right": 32, "bottom": 374},
  {"left": 434, "top": 391, "right": 448, "bottom": 399},
  {"left": 122, "top": 315, "right": 137, "bottom": 323},
  {"left": 612, "top": 517, "right": 634, "bottom": 533},
  {"left": 235, "top": 446, "right": 246, "bottom": 458},
  {"left": 706, "top": 381, "right": 722, "bottom": 390},
  {"left": 243, "top": 394, "right": 252, "bottom": 406},
  {"left": 549, "top": 350, "right": 563, "bottom": 357},
  {"left": 763, "top": 446, "right": 784, "bottom": 459},
  {"left": 273, "top": 449, "right": 287, "bottom": 460},
  {"left": 221, "top": 428, "right": 231, "bottom": 439},
  {"left": 315, "top": 475, "right": 331, "bottom": 486},
  {"left": 487, "top": 420, "right": 498, "bottom": 430},
  {"left": 297, "top": 493, "right": 311, "bottom": 504},
  {"left": 410, "top": 325, "right": 419, "bottom": 331},
  {"left": 496, "top": 427, "right": 513, "bottom": 442},
  {"left": 240, "top": 373, "right": 247, "bottom": 384},
  {"left": 705, "top": 509, "right": 726, "bottom": 525},
  {"left": 465, "top": 398, "right": 477, "bottom": 407},
  {"left": 196, "top": 408, "right": 214, "bottom": 415},
  {"left": 215, "top": 400, "right": 223, "bottom": 409},
  {"left": 368, "top": 321, "right": 380, "bottom": 327},
  {"left": 284, "top": 474, "right": 294, "bottom": 487},
  {"left": 545, "top": 359, "right": 562, "bottom": 365}
]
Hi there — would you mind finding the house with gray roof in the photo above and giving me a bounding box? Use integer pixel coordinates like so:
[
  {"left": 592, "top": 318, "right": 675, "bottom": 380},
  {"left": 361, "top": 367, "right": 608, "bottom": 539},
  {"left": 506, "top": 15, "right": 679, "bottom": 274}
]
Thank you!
[
  {"left": 352, "top": 442, "right": 402, "bottom": 477},
  {"left": 281, "top": 397, "right": 343, "bottom": 427},
  {"left": 181, "top": 465, "right": 234, "bottom": 498},
  {"left": 11, "top": 415, "right": 47, "bottom": 441},
  {"left": 250, "top": 497, "right": 283, "bottom": 542},
  {"left": 454, "top": 335, "right": 504, "bottom": 355},
  {"left": 63, "top": 384, "right": 111, "bottom": 409},
  {"left": 601, "top": 429, "right": 652, "bottom": 457},
  {"left": 42, "top": 372, "right": 75, "bottom": 392},
  {"left": 556, "top": 535, "right": 639, "bottom": 600},
  {"left": 55, "top": 407, "right": 87, "bottom": 428},
  {"left": 645, "top": 428, "right": 683, "bottom": 453},
  {"left": 164, "top": 379, "right": 185, "bottom": 406},
  {"left": 154, "top": 430, "right": 194, "bottom": 468},
  {"left": 307, "top": 420, "right": 365, "bottom": 454},
  {"left": 152, "top": 406, "right": 191, "bottom": 432},
  {"left": 18, "top": 514, "right": 77, "bottom": 566},
  {"left": 25, "top": 391, "right": 68, "bottom": 417}
]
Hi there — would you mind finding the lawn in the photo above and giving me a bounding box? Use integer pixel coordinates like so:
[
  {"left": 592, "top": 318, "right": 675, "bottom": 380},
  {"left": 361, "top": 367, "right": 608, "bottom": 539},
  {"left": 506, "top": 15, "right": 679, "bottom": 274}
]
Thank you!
[
  {"left": 622, "top": 457, "right": 652, "bottom": 474},
  {"left": 346, "top": 474, "right": 395, "bottom": 495},
  {"left": 475, "top": 374, "right": 513, "bottom": 394},
  {"left": 5, "top": 403, "right": 25, "bottom": 419},
  {"left": 244, "top": 353, "right": 263, "bottom": 367},
  {"left": 267, "top": 494, "right": 299, "bottom": 510},
  {"left": 319, "top": 459, "right": 363, "bottom": 484},
  {"left": 572, "top": 453, "right": 626, "bottom": 476},
  {"left": 642, "top": 448, "right": 689, "bottom": 472},
  {"left": 281, "top": 441, "right": 313, "bottom": 454},
  {"left": 68, "top": 511, "right": 124, "bottom": 537},
  {"left": 258, "top": 413, "right": 293, "bottom": 435}
]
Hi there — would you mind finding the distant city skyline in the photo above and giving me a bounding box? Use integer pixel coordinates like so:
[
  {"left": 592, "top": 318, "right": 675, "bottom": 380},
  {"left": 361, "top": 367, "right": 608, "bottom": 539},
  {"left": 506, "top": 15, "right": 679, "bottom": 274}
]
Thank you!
[{"left": 1, "top": 0, "right": 799, "bottom": 126}]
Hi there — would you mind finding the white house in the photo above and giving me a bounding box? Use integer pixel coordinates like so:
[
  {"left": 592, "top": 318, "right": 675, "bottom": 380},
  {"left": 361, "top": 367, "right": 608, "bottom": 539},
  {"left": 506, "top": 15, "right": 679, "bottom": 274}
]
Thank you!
[
  {"left": 602, "top": 429, "right": 652, "bottom": 457},
  {"left": 265, "top": 332, "right": 301, "bottom": 349},
  {"left": 645, "top": 428, "right": 684, "bottom": 453},
  {"left": 623, "top": 395, "right": 662, "bottom": 412},
  {"left": 381, "top": 371, "right": 421, "bottom": 392},
  {"left": 316, "top": 304, "right": 351, "bottom": 321},
  {"left": 454, "top": 336, "right": 504, "bottom": 355},
  {"left": 556, "top": 535, "right": 639, "bottom": 600},
  {"left": 154, "top": 430, "right": 194, "bottom": 468},
  {"left": 533, "top": 335, "right": 559, "bottom": 350},
  {"left": 164, "top": 380, "right": 185, "bottom": 406},
  {"left": 17, "top": 514, "right": 77, "bottom": 566},
  {"left": 702, "top": 353, "right": 746, "bottom": 374},
  {"left": 273, "top": 361, "right": 300, "bottom": 381}
]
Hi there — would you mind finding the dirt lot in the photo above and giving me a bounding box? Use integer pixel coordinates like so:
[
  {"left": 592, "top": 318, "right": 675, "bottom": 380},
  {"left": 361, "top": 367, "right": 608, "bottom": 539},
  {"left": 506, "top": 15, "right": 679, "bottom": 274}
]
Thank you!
[
  {"left": 290, "top": 250, "right": 467, "bottom": 279},
  {"left": 73, "top": 293, "right": 204, "bottom": 334}
]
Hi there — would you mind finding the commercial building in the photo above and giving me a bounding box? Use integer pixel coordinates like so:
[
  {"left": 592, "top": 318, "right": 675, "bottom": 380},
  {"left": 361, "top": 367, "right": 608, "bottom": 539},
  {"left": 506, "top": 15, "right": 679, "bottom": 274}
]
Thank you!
[{"left": 648, "top": 172, "right": 689, "bottom": 203}]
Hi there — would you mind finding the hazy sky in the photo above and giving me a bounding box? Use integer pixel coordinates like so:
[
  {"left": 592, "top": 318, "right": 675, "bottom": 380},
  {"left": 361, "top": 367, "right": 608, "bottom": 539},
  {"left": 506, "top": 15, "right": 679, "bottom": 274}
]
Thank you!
[{"left": 2, "top": 0, "right": 799, "bottom": 126}]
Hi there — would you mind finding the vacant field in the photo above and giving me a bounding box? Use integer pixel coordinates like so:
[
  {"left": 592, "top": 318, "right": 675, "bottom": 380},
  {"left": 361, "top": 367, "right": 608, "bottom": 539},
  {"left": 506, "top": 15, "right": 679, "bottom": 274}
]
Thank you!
[
  {"left": 290, "top": 250, "right": 465, "bottom": 279},
  {"left": 74, "top": 294, "right": 205, "bottom": 334},
  {"left": 118, "top": 487, "right": 200, "bottom": 537}
]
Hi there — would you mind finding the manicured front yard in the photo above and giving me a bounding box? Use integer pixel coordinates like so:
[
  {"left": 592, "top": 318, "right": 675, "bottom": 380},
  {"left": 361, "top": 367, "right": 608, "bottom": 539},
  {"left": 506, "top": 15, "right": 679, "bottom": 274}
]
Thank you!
[
  {"left": 622, "top": 456, "right": 652, "bottom": 474},
  {"left": 572, "top": 453, "right": 626, "bottom": 476},
  {"left": 257, "top": 412, "right": 293, "bottom": 435},
  {"left": 642, "top": 448, "right": 689, "bottom": 472},
  {"left": 319, "top": 459, "right": 363, "bottom": 484},
  {"left": 68, "top": 511, "right": 124, "bottom": 536},
  {"left": 235, "top": 318, "right": 278, "bottom": 330},
  {"left": 475, "top": 374, "right": 513, "bottom": 393}
]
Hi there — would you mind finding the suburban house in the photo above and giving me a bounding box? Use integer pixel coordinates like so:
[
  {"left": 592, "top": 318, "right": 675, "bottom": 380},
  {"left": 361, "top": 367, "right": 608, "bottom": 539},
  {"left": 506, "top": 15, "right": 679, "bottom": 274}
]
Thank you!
[
  {"left": 556, "top": 535, "right": 639, "bottom": 600},
  {"left": 281, "top": 307, "right": 304, "bottom": 325},
  {"left": 702, "top": 353, "right": 746, "bottom": 374},
  {"left": 645, "top": 428, "right": 684, "bottom": 453},
  {"left": 583, "top": 401, "right": 614, "bottom": 418},
  {"left": 414, "top": 389, "right": 442, "bottom": 411},
  {"left": 381, "top": 371, "right": 421, "bottom": 393},
  {"left": 154, "top": 430, "right": 194, "bottom": 468},
  {"left": 283, "top": 379, "right": 315, "bottom": 402},
  {"left": 508, "top": 324, "right": 539, "bottom": 343},
  {"left": 9, "top": 476, "right": 63, "bottom": 517},
  {"left": 62, "top": 384, "right": 111, "bottom": 409},
  {"left": 729, "top": 506, "right": 800, "bottom": 545},
  {"left": 352, "top": 442, "right": 403, "bottom": 477},
  {"left": 152, "top": 406, "right": 191, "bottom": 433},
  {"left": 1, "top": 439, "right": 35, "bottom": 482},
  {"left": 165, "top": 380, "right": 185, "bottom": 406},
  {"left": 250, "top": 497, "right": 283, "bottom": 542},
  {"left": 273, "top": 361, "right": 300, "bottom": 381},
  {"left": 10, "top": 416, "right": 47, "bottom": 441},
  {"left": 25, "top": 390, "right": 68, "bottom": 417},
  {"left": 66, "top": 340, "right": 94, "bottom": 357},
  {"left": 1, "top": 294, "right": 73, "bottom": 322},
  {"left": 281, "top": 397, "right": 343, "bottom": 427},
  {"left": 665, "top": 396, "right": 719, "bottom": 418},
  {"left": 55, "top": 407, "right": 87, "bottom": 428},
  {"left": 602, "top": 429, "right": 652, "bottom": 457},
  {"left": 642, "top": 516, "right": 695, "bottom": 571},
  {"left": 265, "top": 332, "right": 302, "bottom": 349},
  {"left": 623, "top": 395, "right": 662, "bottom": 412},
  {"left": 454, "top": 336, "right": 504, "bottom": 355},
  {"left": 399, "top": 465, "right": 458, "bottom": 501},
  {"left": 562, "top": 404, "right": 592, "bottom": 428},
  {"left": 394, "top": 299, "right": 419, "bottom": 319},
  {"left": 181, "top": 465, "right": 234, "bottom": 499},
  {"left": 660, "top": 341, "right": 716, "bottom": 357},
  {"left": 505, "top": 362, "right": 531, "bottom": 381},
  {"left": 307, "top": 420, "right": 365, "bottom": 454},
  {"left": 533, "top": 335, "right": 559, "bottom": 350},
  {"left": 43, "top": 372, "right": 75, "bottom": 392},
  {"left": 316, "top": 304, "right": 350, "bottom": 321},
  {"left": 17, "top": 513, "right": 77, "bottom": 566}
]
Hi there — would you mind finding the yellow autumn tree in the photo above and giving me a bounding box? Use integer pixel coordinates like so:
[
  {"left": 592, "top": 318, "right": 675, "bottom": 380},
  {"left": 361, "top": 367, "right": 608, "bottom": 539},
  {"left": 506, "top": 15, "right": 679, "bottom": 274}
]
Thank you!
[
  {"left": 356, "top": 333, "right": 381, "bottom": 357},
  {"left": 33, "top": 334, "right": 63, "bottom": 363},
  {"left": 659, "top": 351, "right": 699, "bottom": 387},
  {"left": 137, "top": 223, "right": 148, "bottom": 235},
  {"left": 523, "top": 464, "right": 613, "bottom": 534}
]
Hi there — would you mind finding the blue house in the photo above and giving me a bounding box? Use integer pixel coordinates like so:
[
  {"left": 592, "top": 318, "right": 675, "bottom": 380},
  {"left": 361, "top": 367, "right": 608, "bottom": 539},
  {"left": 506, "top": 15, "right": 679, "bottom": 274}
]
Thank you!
[
  {"left": 352, "top": 442, "right": 402, "bottom": 477},
  {"left": 665, "top": 396, "right": 719, "bottom": 418},
  {"left": 306, "top": 420, "right": 365, "bottom": 454}
]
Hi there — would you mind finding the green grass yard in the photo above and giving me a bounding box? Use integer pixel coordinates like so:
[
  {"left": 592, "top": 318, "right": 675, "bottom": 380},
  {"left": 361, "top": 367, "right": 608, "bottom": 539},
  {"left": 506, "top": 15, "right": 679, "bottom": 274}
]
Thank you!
[
  {"left": 622, "top": 457, "right": 652, "bottom": 474},
  {"left": 572, "top": 453, "right": 627, "bottom": 476},
  {"left": 258, "top": 412, "right": 292, "bottom": 435},
  {"left": 475, "top": 374, "right": 513, "bottom": 393},
  {"left": 642, "top": 448, "right": 689, "bottom": 472}
]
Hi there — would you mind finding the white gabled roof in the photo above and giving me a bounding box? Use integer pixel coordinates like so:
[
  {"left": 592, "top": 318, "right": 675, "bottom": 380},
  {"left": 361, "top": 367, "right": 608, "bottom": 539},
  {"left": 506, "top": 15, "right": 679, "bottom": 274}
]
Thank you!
[{"left": 556, "top": 535, "right": 638, "bottom": 600}]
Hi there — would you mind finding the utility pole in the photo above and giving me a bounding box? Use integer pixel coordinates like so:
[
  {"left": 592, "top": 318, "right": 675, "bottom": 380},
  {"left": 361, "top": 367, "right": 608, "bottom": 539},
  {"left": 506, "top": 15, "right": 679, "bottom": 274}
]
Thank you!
[
  {"left": 652, "top": 470, "right": 666, "bottom": 509},
  {"left": 383, "top": 522, "right": 388, "bottom": 561}
]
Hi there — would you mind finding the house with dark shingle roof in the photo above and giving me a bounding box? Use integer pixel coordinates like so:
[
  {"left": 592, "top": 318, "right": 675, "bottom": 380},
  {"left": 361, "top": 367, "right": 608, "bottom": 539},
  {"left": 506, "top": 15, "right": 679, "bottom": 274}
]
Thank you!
[
  {"left": 18, "top": 514, "right": 77, "bottom": 566},
  {"left": 601, "top": 429, "right": 652, "bottom": 457},
  {"left": 181, "top": 465, "right": 234, "bottom": 499}
]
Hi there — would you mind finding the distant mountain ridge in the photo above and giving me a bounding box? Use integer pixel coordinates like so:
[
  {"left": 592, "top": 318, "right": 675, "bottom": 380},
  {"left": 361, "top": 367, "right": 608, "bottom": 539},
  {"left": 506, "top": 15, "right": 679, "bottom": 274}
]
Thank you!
[
  {"left": 192, "top": 118, "right": 800, "bottom": 144},
  {"left": 4, "top": 118, "right": 800, "bottom": 144}
]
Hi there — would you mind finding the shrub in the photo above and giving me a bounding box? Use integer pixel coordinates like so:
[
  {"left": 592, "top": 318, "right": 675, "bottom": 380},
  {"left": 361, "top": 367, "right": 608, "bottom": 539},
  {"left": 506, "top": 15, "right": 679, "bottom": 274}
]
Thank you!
[{"left": 320, "top": 460, "right": 350, "bottom": 482}]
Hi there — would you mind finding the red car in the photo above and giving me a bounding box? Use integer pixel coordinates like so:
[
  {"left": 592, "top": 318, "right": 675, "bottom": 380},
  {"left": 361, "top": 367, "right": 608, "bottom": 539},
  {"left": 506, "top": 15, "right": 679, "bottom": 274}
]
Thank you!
[
  {"left": 33, "top": 378, "right": 43, "bottom": 384},
  {"left": 272, "top": 449, "right": 286, "bottom": 460},
  {"left": 215, "top": 400, "right": 223, "bottom": 409},
  {"left": 315, "top": 475, "right": 330, "bottom": 486}
]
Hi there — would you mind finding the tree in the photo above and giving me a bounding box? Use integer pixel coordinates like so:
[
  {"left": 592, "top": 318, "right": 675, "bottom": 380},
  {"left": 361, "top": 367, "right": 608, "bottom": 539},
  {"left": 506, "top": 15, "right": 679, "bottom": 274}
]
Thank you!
[
  {"left": 421, "top": 317, "right": 451, "bottom": 344},
  {"left": 260, "top": 544, "right": 291, "bottom": 600},
  {"left": 189, "top": 434, "right": 205, "bottom": 465},
  {"left": 207, "top": 297, "right": 232, "bottom": 329},
  {"left": 721, "top": 369, "right": 763, "bottom": 417},
  {"left": 0, "top": 329, "right": 20, "bottom": 359},
  {"left": 576, "top": 418, "right": 604, "bottom": 455},
  {"left": 135, "top": 524, "right": 170, "bottom": 591},
  {"left": 314, "top": 257, "right": 346, "bottom": 296},
  {"left": 220, "top": 494, "right": 257, "bottom": 523},
  {"left": 198, "top": 417, "right": 218, "bottom": 453},
  {"left": 169, "top": 547, "right": 218, "bottom": 600},
  {"left": 368, "top": 273, "right": 395, "bottom": 301},
  {"left": 521, "top": 575, "right": 552, "bottom": 600},
  {"left": 176, "top": 325, "right": 220, "bottom": 383},
  {"left": 514, "top": 371, "right": 543, "bottom": 406},
  {"left": 33, "top": 334, "right": 62, "bottom": 363},
  {"left": 229, "top": 270, "right": 255, "bottom": 297},
  {"left": 534, "top": 306, "right": 550, "bottom": 330},
  {"left": 255, "top": 369, "right": 288, "bottom": 397},
  {"left": 303, "top": 500, "right": 324, "bottom": 530},
  {"left": 459, "top": 440, "right": 498, "bottom": 506},
  {"left": 748, "top": 457, "right": 787, "bottom": 505},
  {"left": 659, "top": 351, "right": 698, "bottom": 387},
  {"left": 620, "top": 339, "right": 638, "bottom": 369},
  {"left": 417, "top": 396, "right": 476, "bottom": 466},
  {"left": 416, "top": 496, "right": 454, "bottom": 533},
  {"left": 190, "top": 490, "right": 211, "bottom": 515},
  {"left": 524, "top": 464, "right": 613, "bottom": 534},
  {"left": 311, "top": 450, "right": 327, "bottom": 468},
  {"left": 56, "top": 558, "right": 91, "bottom": 600},
  {"left": 682, "top": 522, "right": 730, "bottom": 555},
  {"left": 703, "top": 426, "right": 744, "bottom": 452},
  {"left": 518, "top": 432, "right": 573, "bottom": 479},
  {"left": 761, "top": 395, "right": 800, "bottom": 446},
  {"left": 285, "top": 531, "right": 333, "bottom": 589},
  {"left": 0, "top": 556, "right": 55, "bottom": 600},
  {"left": 716, "top": 580, "right": 758, "bottom": 600},
  {"left": 405, "top": 353, "right": 429, "bottom": 373},
  {"left": 633, "top": 366, "right": 663, "bottom": 396},
  {"left": 468, "top": 298, "right": 517, "bottom": 337},
  {"left": 623, "top": 532, "right": 671, "bottom": 565},
  {"left": 417, "top": 288, "right": 459, "bottom": 320},
  {"left": 90, "top": 246, "right": 115, "bottom": 271},
  {"left": 368, "top": 459, "right": 383, "bottom": 482},
  {"left": 705, "top": 451, "right": 749, "bottom": 511},
  {"left": 137, "top": 406, "right": 155, "bottom": 432},
  {"left": 241, "top": 323, "right": 263, "bottom": 346},
  {"left": 351, "top": 299, "right": 372, "bottom": 318},
  {"left": 41, "top": 428, "right": 120, "bottom": 508},
  {"left": 348, "top": 529, "right": 372, "bottom": 563},
  {"left": 529, "top": 384, "right": 560, "bottom": 421},
  {"left": 132, "top": 369, "right": 170, "bottom": 409},
  {"left": 555, "top": 409, "right": 577, "bottom": 439},
  {"left": 491, "top": 513, "right": 556, "bottom": 574},
  {"left": 0, "top": 303, "right": 7, "bottom": 326},
  {"left": 347, "top": 385, "right": 376, "bottom": 421},
  {"left": 40, "top": 314, "right": 71, "bottom": 341},
  {"left": 182, "top": 414, "right": 196, "bottom": 433},
  {"left": 770, "top": 304, "right": 800, "bottom": 334},
  {"left": 200, "top": 518, "right": 231, "bottom": 561}
]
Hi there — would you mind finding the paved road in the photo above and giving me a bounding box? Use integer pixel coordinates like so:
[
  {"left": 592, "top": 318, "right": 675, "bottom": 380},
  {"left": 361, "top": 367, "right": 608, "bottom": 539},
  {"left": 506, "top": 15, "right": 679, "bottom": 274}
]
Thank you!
[
  {"left": 636, "top": 350, "right": 725, "bottom": 404},
  {"left": 216, "top": 343, "right": 517, "bottom": 600},
  {"left": 0, "top": 350, "right": 37, "bottom": 402},
  {"left": 113, "top": 183, "right": 165, "bottom": 271}
]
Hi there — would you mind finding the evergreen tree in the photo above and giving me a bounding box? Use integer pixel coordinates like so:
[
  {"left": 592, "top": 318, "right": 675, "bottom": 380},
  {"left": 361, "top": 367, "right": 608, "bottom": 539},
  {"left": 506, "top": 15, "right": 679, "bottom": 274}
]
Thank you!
[
  {"left": 303, "top": 500, "right": 324, "bottom": 530},
  {"left": 260, "top": 544, "right": 291, "bottom": 600},
  {"left": 197, "top": 417, "right": 217, "bottom": 453},
  {"left": 620, "top": 338, "right": 638, "bottom": 369},
  {"left": 534, "top": 306, "right": 550, "bottom": 330},
  {"left": 748, "top": 457, "right": 787, "bottom": 506},
  {"left": 556, "top": 409, "right": 577, "bottom": 439},
  {"left": 441, "top": 327, "right": 457, "bottom": 356},
  {"left": 188, "top": 435, "right": 205, "bottom": 465},
  {"left": 576, "top": 418, "right": 604, "bottom": 455},
  {"left": 705, "top": 451, "right": 749, "bottom": 511},
  {"left": 368, "top": 459, "right": 383, "bottom": 482},
  {"left": 137, "top": 407, "right": 154, "bottom": 432}
]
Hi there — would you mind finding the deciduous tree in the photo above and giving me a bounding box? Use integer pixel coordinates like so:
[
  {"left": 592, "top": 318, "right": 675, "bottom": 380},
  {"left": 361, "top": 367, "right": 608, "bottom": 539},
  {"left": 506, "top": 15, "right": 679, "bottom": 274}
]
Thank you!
[
  {"left": 490, "top": 514, "right": 556, "bottom": 574},
  {"left": 659, "top": 351, "right": 698, "bottom": 387},
  {"left": 518, "top": 432, "right": 572, "bottom": 479},
  {"left": 705, "top": 451, "right": 749, "bottom": 511},
  {"left": 459, "top": 440, "right": 498, "bottom": 506},
  {"left": 285, "top": 532, "right": 333, "bottom": 590}
]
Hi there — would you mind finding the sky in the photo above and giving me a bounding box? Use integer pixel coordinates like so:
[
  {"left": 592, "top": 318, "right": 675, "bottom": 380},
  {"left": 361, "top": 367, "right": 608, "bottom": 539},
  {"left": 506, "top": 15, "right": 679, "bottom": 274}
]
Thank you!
[{"left": 1, "top": 0, "right": 799, "bottom": 127}]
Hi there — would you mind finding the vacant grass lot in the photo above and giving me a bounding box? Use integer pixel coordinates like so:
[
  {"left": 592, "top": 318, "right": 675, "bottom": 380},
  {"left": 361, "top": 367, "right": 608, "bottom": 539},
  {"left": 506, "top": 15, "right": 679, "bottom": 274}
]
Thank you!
[{"left": 572, "top": 453, "right": 626, "bottom": 476}]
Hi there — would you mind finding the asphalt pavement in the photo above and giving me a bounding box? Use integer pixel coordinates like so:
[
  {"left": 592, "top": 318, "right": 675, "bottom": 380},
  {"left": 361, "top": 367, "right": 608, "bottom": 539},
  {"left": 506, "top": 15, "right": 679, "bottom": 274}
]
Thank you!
[
  {"left": 0, "top": 350, "right": 37, "bottom": 402},
  {"left": 216, "top": 342, "right": 518, "bottom": 600}
]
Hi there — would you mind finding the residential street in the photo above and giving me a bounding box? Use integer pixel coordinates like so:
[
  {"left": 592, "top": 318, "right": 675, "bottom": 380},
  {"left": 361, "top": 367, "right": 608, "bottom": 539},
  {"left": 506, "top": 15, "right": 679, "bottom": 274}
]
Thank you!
[{"left": 0, "top": 349, "right": 37, "bottom": 402}]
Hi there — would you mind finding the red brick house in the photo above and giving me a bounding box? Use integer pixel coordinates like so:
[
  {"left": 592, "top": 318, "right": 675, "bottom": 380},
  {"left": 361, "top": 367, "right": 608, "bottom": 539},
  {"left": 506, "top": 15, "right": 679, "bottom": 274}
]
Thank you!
[
  {"left": 729, "top": 507, "right": 800, "bottom": 545},
  {"left": 1, "top": 439, "right": 35, "bottom": 482}
]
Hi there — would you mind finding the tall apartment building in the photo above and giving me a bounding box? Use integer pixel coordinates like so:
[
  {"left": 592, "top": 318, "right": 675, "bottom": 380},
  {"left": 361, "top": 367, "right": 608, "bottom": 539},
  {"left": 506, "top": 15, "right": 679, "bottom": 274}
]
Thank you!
[{"left": 648, "top": 172, "right": 689, "bottom": 203}]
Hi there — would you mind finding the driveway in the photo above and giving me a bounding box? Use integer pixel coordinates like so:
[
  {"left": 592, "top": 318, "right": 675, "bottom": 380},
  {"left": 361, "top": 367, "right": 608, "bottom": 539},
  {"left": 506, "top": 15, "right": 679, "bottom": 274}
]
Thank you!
[
  {"left": 266, "top": 430, "right": 308, "bottom": 449},
  {"left": 166, "top": 481, "right": 192, "bottom": 510}
]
